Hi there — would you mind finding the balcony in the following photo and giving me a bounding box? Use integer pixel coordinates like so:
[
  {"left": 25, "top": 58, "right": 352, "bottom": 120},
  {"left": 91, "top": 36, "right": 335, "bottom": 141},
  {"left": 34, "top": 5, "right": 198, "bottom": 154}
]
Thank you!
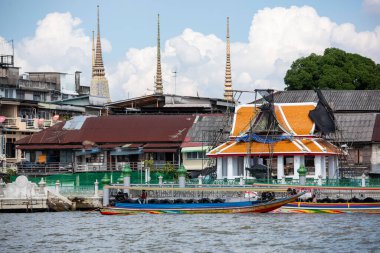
[
  {"left": 2, "top": 117, "right": 57, "bottom": 131},
  {"left": 18, "top": 79, "right": 57, "bottom": 91}
]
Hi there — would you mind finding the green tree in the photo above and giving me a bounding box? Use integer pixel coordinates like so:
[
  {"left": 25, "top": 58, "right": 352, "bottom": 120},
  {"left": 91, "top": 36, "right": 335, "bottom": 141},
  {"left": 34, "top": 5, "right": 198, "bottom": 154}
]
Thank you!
[{"left": 284, "top": 48, "right": 380, "bottom": 90}]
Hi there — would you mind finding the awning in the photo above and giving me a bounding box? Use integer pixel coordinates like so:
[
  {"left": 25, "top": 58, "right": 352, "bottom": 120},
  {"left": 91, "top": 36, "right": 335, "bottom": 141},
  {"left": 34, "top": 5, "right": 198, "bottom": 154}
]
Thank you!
[
  {"left": 143, "top": 148, "right": 177, "bottom": 153},
  {"left": 181, "top": 146, "right": 212, "bottom": 153},
  {"left": 143, "top": 143, "right": 180, "bottom": 148},
  {"left": 75, "top": 148, "right": 101, "bottom": 156},
  {"left": 17, "top": 145, "right": 82, "bottom": 150},
  {"left": 110, "top": 149, "right": 143, "bottom": 156}
]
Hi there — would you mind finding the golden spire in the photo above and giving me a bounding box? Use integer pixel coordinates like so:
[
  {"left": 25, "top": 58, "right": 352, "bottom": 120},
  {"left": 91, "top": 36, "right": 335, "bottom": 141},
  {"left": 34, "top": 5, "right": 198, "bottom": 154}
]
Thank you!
[
  {"left": 93, "top": 5, "right": 105, "bottom": 77},
  {"left": 90, "top": 5, "right": 110, "bottom": 101},
  {"left": 91, "top": 30, "right": 95, "bottom": 77},
  {"left": 224, "top": 17, "right": 233, "bottom": 101},
  {"left": 155, "top": 13, "right": 163, "bottom": 95}
]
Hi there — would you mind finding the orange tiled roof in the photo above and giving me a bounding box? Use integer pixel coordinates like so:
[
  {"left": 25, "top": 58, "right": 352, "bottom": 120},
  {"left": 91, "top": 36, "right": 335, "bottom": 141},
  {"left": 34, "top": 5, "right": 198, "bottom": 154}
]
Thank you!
[
  {"left": 230, "top": 103, "right": 316, "bottom": 137},
  {"left": 279, "top": 104, "right": 315, "bottom": 135},
  {"left": 207, "top": 138, "right": 339, "bottom": 157},
  {"left": 207, "top": 141, "right": 234, "bottom": 155},
  {"left": 230, "top": 105, "right": 259, "bottom": 137}
]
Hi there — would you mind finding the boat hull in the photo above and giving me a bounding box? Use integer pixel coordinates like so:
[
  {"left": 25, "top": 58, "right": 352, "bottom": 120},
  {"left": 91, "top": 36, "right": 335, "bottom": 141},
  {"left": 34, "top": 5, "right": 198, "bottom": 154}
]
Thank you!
[
  {"left": 100, "top": 192, "right": 304, "bottom": 215},
  {"left": 274, "top": 202, "right": 380, "bottom": 214}
]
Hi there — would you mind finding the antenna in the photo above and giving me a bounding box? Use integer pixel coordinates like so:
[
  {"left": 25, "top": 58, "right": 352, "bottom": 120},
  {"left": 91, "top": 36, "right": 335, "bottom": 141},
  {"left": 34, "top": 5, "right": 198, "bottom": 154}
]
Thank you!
[{"left": 172, "top": 69, "right": 177, "bottom": 95}]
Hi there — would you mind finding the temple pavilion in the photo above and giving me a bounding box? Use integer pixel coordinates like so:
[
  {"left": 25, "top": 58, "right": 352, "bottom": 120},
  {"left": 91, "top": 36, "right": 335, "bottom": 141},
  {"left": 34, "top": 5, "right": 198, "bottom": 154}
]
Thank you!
[{"left": 207, "top": 102, "right": 341, "bottom": 180}]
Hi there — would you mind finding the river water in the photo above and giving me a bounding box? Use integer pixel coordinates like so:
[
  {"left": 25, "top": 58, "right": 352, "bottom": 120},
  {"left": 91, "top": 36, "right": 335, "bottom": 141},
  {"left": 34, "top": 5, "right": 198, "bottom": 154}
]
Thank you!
[{"left": 0, "top": 212, "right": 379, "bottom": 253}]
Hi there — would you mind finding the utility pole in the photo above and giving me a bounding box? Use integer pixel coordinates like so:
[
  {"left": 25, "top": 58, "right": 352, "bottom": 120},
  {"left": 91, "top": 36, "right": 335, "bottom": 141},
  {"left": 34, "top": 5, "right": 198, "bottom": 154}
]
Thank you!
[{"left": 172, "top": 69, "right": 177, "bottom": 95}]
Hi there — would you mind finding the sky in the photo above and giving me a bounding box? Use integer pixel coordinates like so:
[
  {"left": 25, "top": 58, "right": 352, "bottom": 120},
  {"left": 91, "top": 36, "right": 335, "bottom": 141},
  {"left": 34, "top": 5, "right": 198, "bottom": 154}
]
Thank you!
[{"left": 0, "top": 0, "right": 380, "bottom": 102}]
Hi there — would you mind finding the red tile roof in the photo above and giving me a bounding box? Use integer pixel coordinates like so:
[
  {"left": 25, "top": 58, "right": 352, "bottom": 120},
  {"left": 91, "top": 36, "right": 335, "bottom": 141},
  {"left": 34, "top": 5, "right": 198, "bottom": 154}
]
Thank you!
[{"left": 16, "top": 115, "right": 195, "bottom": 147}]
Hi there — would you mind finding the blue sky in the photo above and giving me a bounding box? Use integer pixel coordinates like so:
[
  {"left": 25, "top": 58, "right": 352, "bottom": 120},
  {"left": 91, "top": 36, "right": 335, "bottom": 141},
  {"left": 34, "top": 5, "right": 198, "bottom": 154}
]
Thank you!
[{"left": 1, "top": 0, "right": 379, "bottom": 101}]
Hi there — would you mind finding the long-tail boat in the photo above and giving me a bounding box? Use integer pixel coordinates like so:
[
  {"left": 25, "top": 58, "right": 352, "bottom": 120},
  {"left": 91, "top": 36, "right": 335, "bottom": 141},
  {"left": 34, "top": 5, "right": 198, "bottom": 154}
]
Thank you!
[
  {"left": 275, "top": 202, "right": 380, "bottom": 214},
  {"left": 253, "top": 184, "right": 380, "bottom": 214},
  {"left": 100, "top": 192, "right": 304, "bottom": 215}
]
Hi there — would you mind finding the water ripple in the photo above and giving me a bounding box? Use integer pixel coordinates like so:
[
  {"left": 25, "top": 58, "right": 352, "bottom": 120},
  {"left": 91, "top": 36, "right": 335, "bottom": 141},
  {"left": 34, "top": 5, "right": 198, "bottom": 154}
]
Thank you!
[{"left": 0, "top": 212, "right": 379, "bottom": 253}]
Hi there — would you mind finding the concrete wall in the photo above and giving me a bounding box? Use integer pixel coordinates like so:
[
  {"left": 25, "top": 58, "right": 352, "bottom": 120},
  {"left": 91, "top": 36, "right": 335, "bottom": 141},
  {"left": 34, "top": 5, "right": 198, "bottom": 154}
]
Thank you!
[{"left": 371, "top": 143, "right": 380, "bottom": 173}]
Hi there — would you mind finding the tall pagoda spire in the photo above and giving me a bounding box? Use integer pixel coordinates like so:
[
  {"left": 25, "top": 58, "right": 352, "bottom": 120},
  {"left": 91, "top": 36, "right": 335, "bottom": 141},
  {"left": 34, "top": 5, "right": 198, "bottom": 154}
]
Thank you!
[
  {"left": 91, "top": 30, "right": 95, "bottom": 76},
  {"left": 93, "top": 5, "right": 105, "bottom": 77},
  {"left": 224, "top": 17, "right": 233, "bottom": 101},
  {"left": 90, "top": 5, "right": 110, "bottom": 101},
  {"left": 154, "top": 14, "right": 163, "bottom": 95}
]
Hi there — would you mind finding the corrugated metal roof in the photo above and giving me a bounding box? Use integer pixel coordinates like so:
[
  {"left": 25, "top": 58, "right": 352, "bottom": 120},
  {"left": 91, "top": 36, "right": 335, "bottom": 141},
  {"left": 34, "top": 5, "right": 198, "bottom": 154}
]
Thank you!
[
  {"left": 372, "top": 114, "right": 380, "bottom": 142},
  {"left": 330, "top": 113, "right": 378, "bottom": 142},
  {"left": 258, "top": 90, "right": 380, "bottom": 112},
  {"left": 184, "top": 114, "right": 231, "bottom": 145},
  {"left": 16, "top": 115, "right": 195, "bottom": 146}
]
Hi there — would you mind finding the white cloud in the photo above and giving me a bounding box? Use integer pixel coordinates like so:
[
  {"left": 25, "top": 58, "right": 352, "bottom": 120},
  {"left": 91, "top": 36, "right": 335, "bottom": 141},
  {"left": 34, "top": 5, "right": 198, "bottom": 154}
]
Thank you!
[
  {"left": 109, "top": 5, "right": 380, "bottom": 102},
  {"left": 14, "top": 12, "right": 111, "bottom": 90},
  {"left": 9, "top": 7, "right": 380, "bottom": 103},
  {"left": 363, "top": 0, "right": 380, "bottom": 14}
]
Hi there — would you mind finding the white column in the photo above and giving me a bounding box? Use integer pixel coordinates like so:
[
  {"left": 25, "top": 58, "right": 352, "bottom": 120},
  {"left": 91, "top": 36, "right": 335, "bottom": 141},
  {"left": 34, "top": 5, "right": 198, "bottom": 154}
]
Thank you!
[
  {"left": 198, "top": 175, "right": 203, "bottom": 185},
  {"left": 178, "top": 175, "right": 186, "bottom": 188},
  {"left": 244, "top": 156, "right": 250, "bottom": 178},
  {"left": 300, "top": 156, "right": 305, "bottom": 167},
  {"left": 361, "top": 173, "right": 366, "bottom": 187},
  {"left": 55, "top": 180, "right": 60, "bottom": 194},
  {"left": 314, "top": 156, "right": 322, "bottom": 180},
  {"left": 321, "top": 156, "right": 327, "bottom": 179},
  {"left": 277, "top": 155, "right": 284, "bottom": 180},
  {"left": 103, "top": 187, "right": 110, "bottom": 206},
  {"left": 123, "top": 176, "right": 130, "bottom": 194},
  {"left": 217, "top": 157, "right": 223, "bottom": 179},
  {"left": 94, "top": 180, "right": 99, "bottom": 197},
  {"left": 328, "top": 156, "right": 338, "bottom": 179},
  {"left": 158, "top": 176, "right": 163, "bottom": 185},
  {"left": 232, "top": 158, "right": 238, "bottom": 177},
  {"left": 227, "top": 157, "right": 234, "bottom": 179},
  {"left": 293, "top": 156, "right": 301, "bottom": 179}
]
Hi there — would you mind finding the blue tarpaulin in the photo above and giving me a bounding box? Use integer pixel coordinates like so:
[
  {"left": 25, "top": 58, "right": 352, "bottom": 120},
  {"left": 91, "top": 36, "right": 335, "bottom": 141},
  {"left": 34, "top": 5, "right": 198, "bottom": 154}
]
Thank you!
[{"left": 235, "top": 133, "right": 293, "bottom": 144}]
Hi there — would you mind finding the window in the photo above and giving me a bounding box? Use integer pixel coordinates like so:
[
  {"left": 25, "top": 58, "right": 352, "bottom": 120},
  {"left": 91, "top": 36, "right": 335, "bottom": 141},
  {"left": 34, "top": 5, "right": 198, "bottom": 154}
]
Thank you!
[
  {"left": 5, "top": 88, "right": 14, "bottom": 98},
  {"left": 305, "top": 156, "right": 315, "bottom": 175},
  {"left": 16, "top": 90, "right": 25, "bottom": 99},
  {"left": 32, "top": 92, "right": 46, "bottom": 101},
  {"left": 33, "top": 92, "right": 41, "bottom": 101},
  {"left": 5, "top": 138, "right": 16, "bottom": 158},
  {"left": 86, "top": 153, "right": 104, "bottom": 163},
  {"left": 186, "top": 151, "right": 206, "bottom": 160}
]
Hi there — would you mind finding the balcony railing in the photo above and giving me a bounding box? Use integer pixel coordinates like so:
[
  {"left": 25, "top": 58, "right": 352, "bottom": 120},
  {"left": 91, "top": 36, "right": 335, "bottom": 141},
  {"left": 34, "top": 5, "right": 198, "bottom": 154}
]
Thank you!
[
  {"left": 18, "top": 79, "right": 57, "bottom": 91},
  {"left": 3, "top": 118, "right": 17, "bottom": 128},
  {"left": 0, "top": 117, "right": 57, "bottom": 131},
  {"left": 15, "top": 161, "right": 181, "bottom": 175}
]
